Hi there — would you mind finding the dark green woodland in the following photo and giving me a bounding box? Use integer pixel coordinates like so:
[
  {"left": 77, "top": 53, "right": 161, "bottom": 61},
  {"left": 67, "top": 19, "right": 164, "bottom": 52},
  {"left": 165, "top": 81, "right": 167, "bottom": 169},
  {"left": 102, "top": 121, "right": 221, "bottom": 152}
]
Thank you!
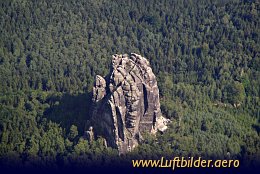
[{"left": 0, "top": 0, "right": 259, "bottom": 170}]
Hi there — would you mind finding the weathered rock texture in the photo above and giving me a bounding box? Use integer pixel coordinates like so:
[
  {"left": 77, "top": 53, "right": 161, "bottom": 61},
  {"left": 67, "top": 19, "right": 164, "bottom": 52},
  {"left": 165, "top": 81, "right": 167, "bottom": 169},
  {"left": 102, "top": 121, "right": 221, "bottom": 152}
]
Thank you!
[{"left": 92, "top": 53, "right": 169, "bottom": 154}]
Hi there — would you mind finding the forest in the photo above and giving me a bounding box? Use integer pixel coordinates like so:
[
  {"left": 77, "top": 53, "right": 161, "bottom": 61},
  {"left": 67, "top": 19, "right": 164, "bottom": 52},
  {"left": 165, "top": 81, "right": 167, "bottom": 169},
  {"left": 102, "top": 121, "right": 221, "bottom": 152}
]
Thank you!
[{"left": 0, "top": 0, "right": 259, "bottom": 171}]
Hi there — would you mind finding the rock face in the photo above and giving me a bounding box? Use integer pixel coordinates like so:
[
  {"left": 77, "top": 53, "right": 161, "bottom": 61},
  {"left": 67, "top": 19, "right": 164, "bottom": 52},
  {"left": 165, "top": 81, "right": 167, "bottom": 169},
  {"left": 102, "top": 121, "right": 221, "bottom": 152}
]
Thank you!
[{"left": 92, "top": 53, "right": 169, "bottom": 154}]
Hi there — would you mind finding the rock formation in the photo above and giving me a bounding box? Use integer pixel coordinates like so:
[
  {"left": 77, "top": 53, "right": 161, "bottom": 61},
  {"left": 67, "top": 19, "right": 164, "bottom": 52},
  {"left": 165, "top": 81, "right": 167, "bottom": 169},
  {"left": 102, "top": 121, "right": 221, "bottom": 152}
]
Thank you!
[{"left": 91, "top": 53, "right": 170, "bottom": 154}]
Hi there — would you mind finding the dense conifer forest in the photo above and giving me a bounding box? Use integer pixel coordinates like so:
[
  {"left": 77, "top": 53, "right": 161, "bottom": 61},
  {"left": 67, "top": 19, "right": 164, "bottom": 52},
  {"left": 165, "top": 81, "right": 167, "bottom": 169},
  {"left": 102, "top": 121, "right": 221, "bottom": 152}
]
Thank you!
[{"left": 0, "top": 0, "right": 259, "bottom": 170}]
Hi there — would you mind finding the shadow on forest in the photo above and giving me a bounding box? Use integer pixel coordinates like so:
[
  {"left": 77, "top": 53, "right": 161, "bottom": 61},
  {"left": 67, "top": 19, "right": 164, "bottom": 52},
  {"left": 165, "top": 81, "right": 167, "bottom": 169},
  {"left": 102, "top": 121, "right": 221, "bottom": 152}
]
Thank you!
[
  {"left": 252, "top": 124, "right": 260, "bottom": 134},
  {"left": 43, "top": 92, "right": 93, "bottom": 134}
]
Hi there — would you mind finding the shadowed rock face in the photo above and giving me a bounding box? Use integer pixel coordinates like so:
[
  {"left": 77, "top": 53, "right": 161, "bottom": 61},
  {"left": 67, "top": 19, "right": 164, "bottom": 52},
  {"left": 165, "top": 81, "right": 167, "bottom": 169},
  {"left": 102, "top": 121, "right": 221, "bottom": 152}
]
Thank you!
[{"left": 92, "top": 53, "right": 169, "bottom": 154}]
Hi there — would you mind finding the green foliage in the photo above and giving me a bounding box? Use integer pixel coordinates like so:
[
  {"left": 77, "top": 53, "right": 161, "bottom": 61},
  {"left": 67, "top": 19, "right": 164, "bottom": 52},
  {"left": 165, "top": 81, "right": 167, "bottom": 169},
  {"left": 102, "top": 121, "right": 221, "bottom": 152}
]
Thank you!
[
  {"left": 226, "top": 81, "right": 246, "bottom": 105},
  {"left": 69, "top": 125, "right": 79, "bottom": 141},
  {"left": 0, "top": 0, "right": 259, "bottom": 169}
]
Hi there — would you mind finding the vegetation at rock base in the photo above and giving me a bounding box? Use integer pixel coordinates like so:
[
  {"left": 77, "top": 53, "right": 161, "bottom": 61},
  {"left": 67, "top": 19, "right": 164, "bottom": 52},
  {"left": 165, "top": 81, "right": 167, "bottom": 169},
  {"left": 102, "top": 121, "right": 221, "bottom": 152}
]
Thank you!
[{"left": 0, "top": 0, "right": 259, "bottom": 169}]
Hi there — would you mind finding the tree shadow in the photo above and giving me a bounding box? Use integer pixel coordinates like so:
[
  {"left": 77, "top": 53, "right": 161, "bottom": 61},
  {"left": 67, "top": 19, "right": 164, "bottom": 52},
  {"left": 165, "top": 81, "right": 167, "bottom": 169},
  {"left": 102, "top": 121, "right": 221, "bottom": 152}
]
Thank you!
[
  {"left": 252, "top": 124, "right": 260, "bottom": 134},
  {"left": 43, "top": 92, "right": 93, "bottom": 134}
]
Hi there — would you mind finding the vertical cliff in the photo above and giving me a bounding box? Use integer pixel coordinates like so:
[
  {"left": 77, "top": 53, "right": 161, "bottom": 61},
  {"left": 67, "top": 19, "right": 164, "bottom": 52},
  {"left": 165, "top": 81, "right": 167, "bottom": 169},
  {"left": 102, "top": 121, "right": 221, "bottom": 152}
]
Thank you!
[{"left": 91, "top": 53, "right": 169, "bottom": 154}]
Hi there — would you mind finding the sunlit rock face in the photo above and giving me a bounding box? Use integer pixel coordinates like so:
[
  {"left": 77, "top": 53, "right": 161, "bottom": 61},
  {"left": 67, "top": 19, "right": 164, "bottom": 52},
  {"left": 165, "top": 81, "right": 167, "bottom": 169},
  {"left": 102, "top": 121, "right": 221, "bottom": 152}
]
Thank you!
[{"left": 92, "top": 53, "right": 169, "bottom": 154}]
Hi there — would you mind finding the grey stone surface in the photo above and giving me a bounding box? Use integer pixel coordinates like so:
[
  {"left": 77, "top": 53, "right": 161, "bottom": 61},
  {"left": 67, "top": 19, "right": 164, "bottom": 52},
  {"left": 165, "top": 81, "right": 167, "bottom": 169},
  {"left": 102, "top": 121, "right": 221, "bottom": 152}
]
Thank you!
[{"left": 91, "top": 53, "right": 169, "bottom": 154}]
